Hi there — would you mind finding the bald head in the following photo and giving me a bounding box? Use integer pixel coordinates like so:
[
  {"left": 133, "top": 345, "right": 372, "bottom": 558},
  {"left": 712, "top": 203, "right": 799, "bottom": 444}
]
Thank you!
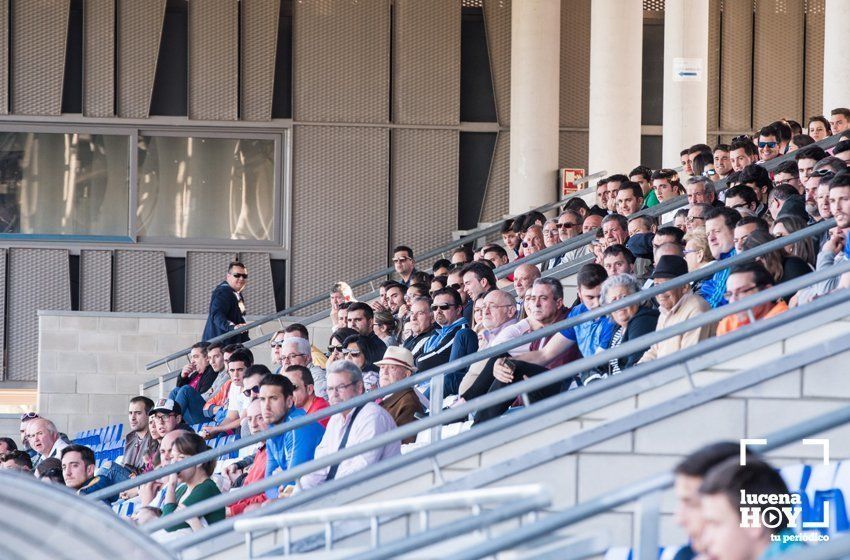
[
  {"left": 484, "top": 289, "right": 514, "bottom": 307},
  {"left": 513, "top": 263, "right": 541, "bottom": 298}
]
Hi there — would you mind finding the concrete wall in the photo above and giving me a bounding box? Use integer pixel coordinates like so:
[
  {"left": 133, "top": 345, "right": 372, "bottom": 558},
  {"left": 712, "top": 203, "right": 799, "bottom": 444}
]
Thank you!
[{"left": 36, "top": 310, "right": 334, "bottom": 439}]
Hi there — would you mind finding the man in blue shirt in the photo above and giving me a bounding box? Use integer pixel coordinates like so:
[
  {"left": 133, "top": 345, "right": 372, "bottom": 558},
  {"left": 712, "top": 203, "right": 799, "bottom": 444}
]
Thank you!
[
  {"left": 258, "top": 375, "right": 325, "bottom": 499},
  {"left": 702, "top": 206, "right": 741, "bottom": 307}
]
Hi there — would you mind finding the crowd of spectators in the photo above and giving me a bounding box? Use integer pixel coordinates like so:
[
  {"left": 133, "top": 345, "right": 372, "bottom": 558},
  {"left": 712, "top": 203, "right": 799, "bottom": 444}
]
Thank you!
[{"left": 3, "top": 110, "right": 850, "bottom": 556}]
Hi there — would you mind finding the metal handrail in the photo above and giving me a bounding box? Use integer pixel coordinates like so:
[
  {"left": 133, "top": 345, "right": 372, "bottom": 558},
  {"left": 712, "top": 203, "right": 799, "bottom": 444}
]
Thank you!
[
  {"left": 167, "top": 281, "right": 850, "bottom": 553},
  {"left": 234, "top": 485, "right": 547, "bottom": 557},
  {"left": 122, "top": 258, "right": 850, "bottom": 534},
  {"left": 451, "top": 402, "right": 850, "bottom": 560},
  {"left": 144, "top": 171, "right": 607, "bottom": 371},
  {"left": 234, "top": 484, "right": 545, "bottom": 532},
  {"left": 93, "top": 215, "right": 838, "bottom": 503},
  {"left": 343, "top": 495, "right": 555, "bottom": 560}
]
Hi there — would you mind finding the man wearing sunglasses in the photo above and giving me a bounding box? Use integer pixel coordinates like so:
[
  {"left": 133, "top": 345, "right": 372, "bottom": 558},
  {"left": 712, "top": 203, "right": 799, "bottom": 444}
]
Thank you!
[
  {"left": 756, "top": 125, "right": 781, "bottom": 163},
  {"left": 415, "top": 287, "right": 478, "bottom": 396},
  {"left": 392, "top": 245, "right": 418, "bottom": 287},
  {"left": 202, "top": 261, "right": 250, "bottom": 344}
]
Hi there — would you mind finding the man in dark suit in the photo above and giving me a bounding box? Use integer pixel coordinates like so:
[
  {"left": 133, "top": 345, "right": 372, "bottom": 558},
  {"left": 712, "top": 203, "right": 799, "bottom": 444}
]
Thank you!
[
  {"left": 202, "top": 261, "right": 249, "bottom": 343},
  {"left": 376, "top": 346, "right": 424, "bottom": 444}
]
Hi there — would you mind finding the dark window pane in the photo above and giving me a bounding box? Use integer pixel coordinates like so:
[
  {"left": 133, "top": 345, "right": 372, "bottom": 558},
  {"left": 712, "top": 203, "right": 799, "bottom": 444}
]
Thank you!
[
  {"left": 270, "top": 258, "right": 286, "bottom": 312},
  {"left": 641, "top": 20, "right": 664, "bottom": 126},
  {"left": 460, "top": 7, "right": 497, "bottom": 123},
  {"left": 165, "top": 256, "right": 186, "bottom": 313},
  {"left": 62, "top": 0, "right": 83, "bottom": 114},
  {"left": 458, "top": 131, "right": 497, "bottom": 230},
  {"left": 271, "top": 5, "right": 292, "bottom": 119},
  {"left": 151, "top": 1, "right": 188, "bottom": 117},
  {"left": 69, "top": 254, "right": 80, "bottom": 311},
  {"left": 641, "top": 135, "right": 662, "bottom": 169}
]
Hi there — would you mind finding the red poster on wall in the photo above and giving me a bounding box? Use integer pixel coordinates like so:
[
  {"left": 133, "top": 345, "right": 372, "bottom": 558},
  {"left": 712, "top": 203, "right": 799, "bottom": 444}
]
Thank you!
[{"left": 560, "top": 168, "right": 585, "bottom": 199}]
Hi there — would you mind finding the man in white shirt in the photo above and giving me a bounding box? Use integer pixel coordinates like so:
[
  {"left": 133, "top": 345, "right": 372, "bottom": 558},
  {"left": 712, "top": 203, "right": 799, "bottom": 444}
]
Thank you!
[
  {"left": 297, "top": 361, "right": 400, "bottom": 491},
  {"left": 26, "top": 417, "right": 68, "bottom": 469},
  {"left": 200, "top": 350, "right": 266, "bottom": 439}
]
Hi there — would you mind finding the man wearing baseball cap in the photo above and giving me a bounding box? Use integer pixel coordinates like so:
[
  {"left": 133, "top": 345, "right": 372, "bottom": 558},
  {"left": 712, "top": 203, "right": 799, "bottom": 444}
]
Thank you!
[
  {"left": 149, "top": 398, "right": 193, "bottom": 438},
  {"left": 376, "top": 347, "right": 423, "bottom": 444},
  {"left": 638, "top": 255, "right": 714, "bottom": 363}
]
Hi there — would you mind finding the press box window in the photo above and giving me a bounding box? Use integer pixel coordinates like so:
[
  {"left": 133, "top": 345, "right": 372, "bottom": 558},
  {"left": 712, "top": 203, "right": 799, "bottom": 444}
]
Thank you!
[
  {"left": 0, "top": 131, "right": 130, "bottom": 237},
  {"left": 136, "top": 135, "right": 276, "bottom": 242}
]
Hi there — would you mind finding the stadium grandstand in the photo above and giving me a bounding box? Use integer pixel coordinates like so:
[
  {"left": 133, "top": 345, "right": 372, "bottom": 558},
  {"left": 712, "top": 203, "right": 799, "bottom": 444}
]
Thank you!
[{"left": 2, "top": 1, "right": 850, "bottom": 560}]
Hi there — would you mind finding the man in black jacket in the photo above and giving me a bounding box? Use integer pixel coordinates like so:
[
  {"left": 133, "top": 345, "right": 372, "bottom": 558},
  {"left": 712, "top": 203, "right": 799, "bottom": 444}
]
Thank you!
[
  {"left": 202, "top": 261, "right": 249, "bottom": 343},
  {"left": 168, "top": 342, "right": 224, "bottom": 425}
]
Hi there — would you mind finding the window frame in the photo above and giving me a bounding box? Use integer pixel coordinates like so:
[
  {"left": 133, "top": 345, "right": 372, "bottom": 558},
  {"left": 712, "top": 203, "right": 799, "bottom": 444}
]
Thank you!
[{"left": 0, "top": 121, "right": 291, "bottom": 249}]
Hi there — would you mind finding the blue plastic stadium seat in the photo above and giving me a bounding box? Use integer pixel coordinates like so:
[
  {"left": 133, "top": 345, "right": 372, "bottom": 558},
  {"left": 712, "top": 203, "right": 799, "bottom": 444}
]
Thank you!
[{"left": 604, "top": 547, "right": 632, "bottom": 560}]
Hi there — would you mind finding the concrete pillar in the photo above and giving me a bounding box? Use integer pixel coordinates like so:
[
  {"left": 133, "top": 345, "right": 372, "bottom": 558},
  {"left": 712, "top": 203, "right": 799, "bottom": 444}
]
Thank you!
[
  {"left": 588, "top": 0, "right": 643, "bottom": 176},
  {"left": 823, "top": 0, "right": 850, "bottom": 114},
  {"left": 662, "top": 0, "right": 709, "bottom": 168},
  {"left": 508, "top": 0, "right": 561, "bottom": 215}
]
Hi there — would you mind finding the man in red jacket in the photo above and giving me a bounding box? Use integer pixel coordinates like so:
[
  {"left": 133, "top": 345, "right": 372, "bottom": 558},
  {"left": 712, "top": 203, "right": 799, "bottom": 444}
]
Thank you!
[{"left": 226, "top": 399, "right": 269, "bottom": 516}]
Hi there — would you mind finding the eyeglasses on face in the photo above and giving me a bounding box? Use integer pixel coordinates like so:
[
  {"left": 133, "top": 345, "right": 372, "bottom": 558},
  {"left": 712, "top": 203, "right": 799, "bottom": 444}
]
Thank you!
[
  {"left": 558, "top": 223, "right": 577, "bottom": 229},
  {"left": 448, "top": 283, "right": 462, "bottom": 290},
  {"left": 392, "top": 257, "right": 410, "bottom": 263},
  {"left": 20, "top": 412, "right": 38, "bottom": 422},
  {"left": 282, "top": 353, "right": 306, "bottom": 362},
  {"left": 327, "top": 345, "right": 343, "bottom": 353},
  {"left": 758, "top": 141, "right": 778, "bottom": 149},
  {"left": 431, "top": 303, "right": 455, "bottom": 311},
  {"left": 269, "top": 341, "right": 285, "bottom": 349},
  {"left": 327, "top": 381, "right": 357, "bottom": 394},
  {"left": 723, "top": 284, "right": 761, "bottom": 300},
  {"left": 341, "top": 349, "right": 362, "bottom": 357},
  {"left": 230, "top": 273, "right": 248, "bottom": 279}
]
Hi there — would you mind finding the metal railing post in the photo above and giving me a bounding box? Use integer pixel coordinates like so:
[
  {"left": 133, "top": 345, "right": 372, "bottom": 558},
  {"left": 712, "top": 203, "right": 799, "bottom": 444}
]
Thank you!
[
  {"left": 634, "top": 491, "right": 662, "bottom": 560},
  {"left": 429, "top": 374, "right": 445, "bottom": 444}
]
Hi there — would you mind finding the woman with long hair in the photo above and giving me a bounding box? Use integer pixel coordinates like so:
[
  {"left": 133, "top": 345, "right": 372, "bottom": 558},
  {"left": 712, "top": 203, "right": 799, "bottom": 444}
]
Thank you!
[
  {"left": 772, "top": 215, "right": 816, "bottom": 267},
  {"left": 743, "top": 230, "right": 812, "bottom": 286},
  {"left": 160, "top": 432, "right": 224, "bottom": 533}
]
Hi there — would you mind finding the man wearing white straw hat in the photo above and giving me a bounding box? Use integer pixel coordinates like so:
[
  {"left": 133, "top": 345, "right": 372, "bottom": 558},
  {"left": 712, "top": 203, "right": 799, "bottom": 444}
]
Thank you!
[{"left": 376, "top": 347, "right": 423, "bottom": 444}]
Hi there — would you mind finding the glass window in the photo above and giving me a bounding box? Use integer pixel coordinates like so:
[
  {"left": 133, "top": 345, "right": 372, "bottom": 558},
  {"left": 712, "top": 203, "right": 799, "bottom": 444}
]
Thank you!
[
  {"left": 136, "top": 136, "right": 276, "bottom": 241},
  {"left": 0, "top": 131, "right": 129, "bottom": 236}
]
